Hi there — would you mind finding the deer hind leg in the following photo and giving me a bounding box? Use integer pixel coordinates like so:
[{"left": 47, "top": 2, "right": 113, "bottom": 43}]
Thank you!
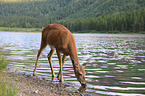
[
  {"left": 56, "top": 50, "right": 64, "bottom": 83},
  {"left": 47, "top": 48, "right": 56, "bottom": 80},
  {"left": 33, "top": 42, "right": 47, "bottom": 76},
  {"left": 57, "top": 54, "right": 66, "bottom": 80}
]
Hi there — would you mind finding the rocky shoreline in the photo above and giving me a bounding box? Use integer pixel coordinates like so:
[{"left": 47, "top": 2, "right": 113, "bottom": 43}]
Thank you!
[{"left": 1, "top": 70, "right": 91, "bottom": 96}]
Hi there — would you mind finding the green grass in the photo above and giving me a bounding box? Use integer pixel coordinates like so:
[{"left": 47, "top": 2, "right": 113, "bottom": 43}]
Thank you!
[
  {"left": 0, "top": 27, "right": 41, "bottom": 32},
  {"left": 0, "top": 54, "right": 18, "bottom": 96},
  {"left": 0, "top": 80, "right": 17, "bottom": 96},
  {"left": 0, "top": 55, "right": 8, "bottom": 72},
  {"left": 1, "top": 27, "right": 145, "bottom": 34}
]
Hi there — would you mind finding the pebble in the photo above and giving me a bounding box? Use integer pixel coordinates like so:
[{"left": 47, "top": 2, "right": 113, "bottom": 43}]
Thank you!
[
  {"left": 15, "top": 79, "right": 19, "bottom": 81},
  {"left": 33, "top": 90, "right": 39, "bottom": 94}
]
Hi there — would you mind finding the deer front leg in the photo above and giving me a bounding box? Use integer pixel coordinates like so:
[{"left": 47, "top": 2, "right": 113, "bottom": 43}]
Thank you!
[
  {"left": 34, "top": 42, "right": 46, "bottom": 76},
  {"left": 33, "top": 50, "right": 42, "bottom": 76},
  {"left": 57, "top": 54, "right": 66, "bottom": 80},
  {"left": 47, "top": 49, "right": 56, "bottom": 80},
  {"left": 56, "top": 51, "right": 64, "bottom": 83}
]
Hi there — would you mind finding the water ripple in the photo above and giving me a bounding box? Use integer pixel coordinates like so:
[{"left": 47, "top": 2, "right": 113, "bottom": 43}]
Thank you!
[{"left": 1, "top": 33, "right": 145, "bottom": 95}]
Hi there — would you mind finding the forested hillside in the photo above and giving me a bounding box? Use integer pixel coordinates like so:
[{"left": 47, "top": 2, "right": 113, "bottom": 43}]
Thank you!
[
  {"left": 0, "top": 0, "right": 145, "bottom": 33},
  {"left": 58, "top": 8, "right": 145, "bottom": 33}
]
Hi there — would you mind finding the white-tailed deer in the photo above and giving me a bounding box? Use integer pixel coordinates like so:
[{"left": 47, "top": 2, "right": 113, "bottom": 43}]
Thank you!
[{"left": 33, "top": 24, "right": 86, "bottom": 86}]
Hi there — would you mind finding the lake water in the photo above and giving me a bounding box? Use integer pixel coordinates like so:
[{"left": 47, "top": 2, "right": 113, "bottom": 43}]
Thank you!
[{"left": 0, "top": 32, "right": 145, "bottom": 96}]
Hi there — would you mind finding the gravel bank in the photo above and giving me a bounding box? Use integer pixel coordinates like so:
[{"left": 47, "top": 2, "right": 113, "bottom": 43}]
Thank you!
[{"left": 1, "top": 71, "right": 91, "bottom": 96}]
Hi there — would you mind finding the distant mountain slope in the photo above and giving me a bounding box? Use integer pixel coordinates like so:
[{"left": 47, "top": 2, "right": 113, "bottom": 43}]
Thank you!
[
  {"left": 0, "top": 0, "right": 145, "bottom": 28},
  {"left": 0, "top": 0, "right": 74, "bottom": 18},
  {"left": 0, "top": 0, "right": 43, "bottom": 3},
  {"left": 55, "top": 0, "right": 145, "bottom": 19},
  {"left": 67, "top": 0, "right": 145, "bottom": 18},
  {"left": 58, "top": 8, "right": 145, "bottom": 33}
]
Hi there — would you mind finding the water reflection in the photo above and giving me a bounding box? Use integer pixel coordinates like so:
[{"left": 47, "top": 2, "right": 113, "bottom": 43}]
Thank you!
[{"left": 0, "top": 32, "right": 145, "bottom": 95}]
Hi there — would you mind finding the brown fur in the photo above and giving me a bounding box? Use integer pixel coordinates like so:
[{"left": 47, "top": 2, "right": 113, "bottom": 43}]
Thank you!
[{"left": 33, "top": 24, "right": 86, "bottom": 86}]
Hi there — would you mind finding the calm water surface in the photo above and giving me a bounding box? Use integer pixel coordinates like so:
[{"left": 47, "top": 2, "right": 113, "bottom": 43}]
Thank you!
[{"left": 0, "top": 32, "right": 145, "bottom": 95}]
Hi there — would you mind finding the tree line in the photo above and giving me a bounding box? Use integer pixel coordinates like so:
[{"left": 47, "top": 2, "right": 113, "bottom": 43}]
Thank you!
[
  {"left": 0, "top": 0, "right": 145, "bottom": 33},
  {"left": 0, "top": 0, "right": 145, "bottom": 30},
  {"left": 0, "top": 8, "right": 145, "bottom": 33},
  {"left": 58, "top": 8, "right": 145, "bottom": 33}
]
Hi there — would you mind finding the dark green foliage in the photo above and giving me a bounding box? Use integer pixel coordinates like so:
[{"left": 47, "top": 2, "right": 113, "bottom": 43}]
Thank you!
[
  {"left": 0, "top": 0, "right": 145, "bottom": 33},
  {"left": 58, "top": 8, "right": 145, "bottom": 33}
]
